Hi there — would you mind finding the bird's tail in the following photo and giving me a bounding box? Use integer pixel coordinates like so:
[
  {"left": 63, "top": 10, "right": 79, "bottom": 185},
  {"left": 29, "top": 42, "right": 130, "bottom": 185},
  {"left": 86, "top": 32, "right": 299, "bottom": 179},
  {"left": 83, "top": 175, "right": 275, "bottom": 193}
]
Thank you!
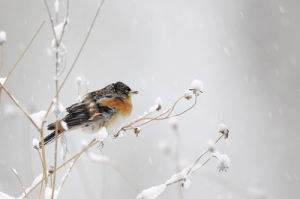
[{"left": 38, "top": 121, "right": 66, "bottom": 149}]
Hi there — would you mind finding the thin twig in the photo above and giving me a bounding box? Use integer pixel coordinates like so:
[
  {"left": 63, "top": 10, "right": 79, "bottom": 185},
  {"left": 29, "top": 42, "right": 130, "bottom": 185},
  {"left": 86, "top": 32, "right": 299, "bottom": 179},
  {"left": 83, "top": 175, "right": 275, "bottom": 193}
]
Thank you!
[
  {"left": 57, "top": 154, "right": 80, "bottom": 192},
  {"left": 165, "top": 157, "right": 211, "bottom": 187},
  {"left": 42, "top": 0, "right": 58, "bottom": 43},
  {"left": 39, "top": 1, "right": 106, "bottom": 177},
  {"left": 42, "top": 0, "right": 72, "bottom": 187},
  {"left": 0, "top": 83, "right": 40, "bottom": 130},
  {"left": 191, "top": 157, "right": 212, "bottom": 175},
  {"left": 43, "top": 0, "right": 105, "bottom": 120},
  {"left": 57, "top": 0, "right": 70, "bottom": 44},
  {"left": 3, "top": 21, "right": 45, "bottom": 85},
  {"left": 107, "top": 161, "right": 140, "bottom": 192},
  {"left": 22, "top": 139, "right": 98, "bottom": 198},
  {"left": 165, "top": 134, "right": 224, "bottom": 189},
  {"left": 0, "top": 20, "right": 48, "bottom": 184},
  {"left": 173, "top": 129, "right": 184, "bottom": 199},
  {"left": 186, "top": 134, "right": 224, "bottom": 175},
  {"left": 38, "top": 179, "right": 44, "bottom": 199},
  {"left": 115, "top": 95, "right": 198, "bottom": 137},
  {"left": 11, "top": 168, "right": 28, "bottom": 199},
  {"left": 57, "top": 0, "right": 105, "bottom": 96}
]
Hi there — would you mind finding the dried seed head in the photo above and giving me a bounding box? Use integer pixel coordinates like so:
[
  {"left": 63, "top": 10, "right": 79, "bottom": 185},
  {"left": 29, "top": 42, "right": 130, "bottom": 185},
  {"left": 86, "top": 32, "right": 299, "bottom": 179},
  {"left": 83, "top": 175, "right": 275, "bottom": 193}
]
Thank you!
[
  {"left": 134, "top": 127, "right": 141, "bottom": 136},
  {"left": 155, "top": 97, "right": 163, "bottom": 111},
  {"left": 190, "top": 79, "right": 203, "bottom": 95},
  {"left": 184, "top": 89, "right": 193, "bottom": 100},
  {"left": 218, "top": 123, "right": 229, "bottom": 138},
  {"left": 48, "top": 166, "right": 54, "bottom": 174},
  {"left": 180, "top": 178, "right": 191, "bottom": 189}
]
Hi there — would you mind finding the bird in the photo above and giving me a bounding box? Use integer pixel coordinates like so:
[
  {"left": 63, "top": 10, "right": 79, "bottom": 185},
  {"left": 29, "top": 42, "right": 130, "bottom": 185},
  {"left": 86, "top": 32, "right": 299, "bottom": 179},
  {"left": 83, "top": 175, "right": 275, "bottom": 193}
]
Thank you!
[{"left": 39, "top": 81, "right": 138, "bottom": 148}]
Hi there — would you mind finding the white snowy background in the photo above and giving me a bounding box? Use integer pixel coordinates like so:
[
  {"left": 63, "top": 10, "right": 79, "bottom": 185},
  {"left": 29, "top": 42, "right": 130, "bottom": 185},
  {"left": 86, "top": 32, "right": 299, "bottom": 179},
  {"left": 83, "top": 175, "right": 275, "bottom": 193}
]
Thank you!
[{"left": 0, "top": 0, "right": 299, "bottom": 198}]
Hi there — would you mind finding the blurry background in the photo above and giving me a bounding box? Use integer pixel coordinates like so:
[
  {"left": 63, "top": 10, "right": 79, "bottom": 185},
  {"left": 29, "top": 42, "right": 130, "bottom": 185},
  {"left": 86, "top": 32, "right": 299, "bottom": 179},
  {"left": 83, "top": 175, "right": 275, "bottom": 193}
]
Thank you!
[{"left": 0, "top": 0, "right": 299, "bottom": 198}]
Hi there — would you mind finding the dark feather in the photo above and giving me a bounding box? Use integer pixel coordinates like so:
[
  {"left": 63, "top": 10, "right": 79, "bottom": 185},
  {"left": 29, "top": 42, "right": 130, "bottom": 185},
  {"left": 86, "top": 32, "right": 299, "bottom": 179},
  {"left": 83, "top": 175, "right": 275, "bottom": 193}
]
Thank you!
[{"left": 39, "top": 131, "right": 63, "bottom": 148}]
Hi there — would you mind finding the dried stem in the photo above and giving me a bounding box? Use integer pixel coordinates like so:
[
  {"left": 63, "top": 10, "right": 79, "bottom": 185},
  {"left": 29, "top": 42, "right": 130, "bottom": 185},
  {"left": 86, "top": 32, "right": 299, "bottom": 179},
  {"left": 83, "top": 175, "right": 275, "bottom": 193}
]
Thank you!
[
  {"left": 0, "top": 20, "right": 47, "bottom": 184},
  {"left": 186, "top": 134, "right": 224, "bottom": 175},
  {"left": 38, "top": 180, "right": 44, "bottom": 199},
  {"left": 0, "top": 83, "right": 40, "bottom": 130},
  {"left": 3, "top": 21, "right": 45, "bottom": 86},
  {"left": 115, "top": 94, "right": 198, "bottom": 137},
  {"left": 0, "top": 21, "right": 44, "bottom": 105},
  {"left": 165, "top": 156, "right": 211, "bottom": 187},
  {"left": 105, "top": 161, "right": 140, "bottom": 192},
  {"left": 22, "top": 139, "right": 98, "bottom": 198},
  {"left": 52, "top": 41, "right": 60, "bottom": 199},
  {"left": 173, "top": 130, "right": 184, "bottom": 199},
  {"left": 39, "top": 1, "right": 105, "bottom": 184},
  {"left": 42, "top": 0, "right": 71, "bottom": 187},
  {"left": 11, "top": 168, "right": 28, "bottom": 199},
  {"left": 42, "top": 0, "right": 58, "bottom": 43},
  {"left": 165, "top": 134, "right": 225, "bottom": 189},
  {"left": 57, "top": 153, "right": 80, "bottom": 192},
  {"left": 47, "top": 0, "right": 70, "bottom": 196}
]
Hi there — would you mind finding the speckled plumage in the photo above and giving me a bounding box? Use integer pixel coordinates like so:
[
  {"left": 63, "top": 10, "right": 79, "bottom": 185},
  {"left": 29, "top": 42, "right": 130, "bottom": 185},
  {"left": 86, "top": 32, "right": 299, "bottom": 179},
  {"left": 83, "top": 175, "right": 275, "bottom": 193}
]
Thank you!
[{"left": 39, "top": 82, "right": 137, "bottom": 148}]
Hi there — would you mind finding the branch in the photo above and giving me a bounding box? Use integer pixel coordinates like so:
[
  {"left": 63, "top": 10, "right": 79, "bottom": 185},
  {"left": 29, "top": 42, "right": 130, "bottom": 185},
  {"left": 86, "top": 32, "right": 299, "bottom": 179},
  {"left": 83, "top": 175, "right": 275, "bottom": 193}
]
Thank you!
[
  {"left": 3, "top": 21, "right": 45, "bottom": 86},
  {"left": 22, "top": 139, "right": 98, "bottom": 198},
  {"left": 11, "top": 168, "right": 28, "bottom": 199},
  {"left": 115, "top": 93, "right": 198, "bottom": 137},
  {"left": 136, "top": 131, "right": 228, "bottom": 199},
  {"left": 0, "top": 83, "right": 41, "bottom": 130},
  {"left": 39, "top": 1, "right": 106, "bottom": 183}
]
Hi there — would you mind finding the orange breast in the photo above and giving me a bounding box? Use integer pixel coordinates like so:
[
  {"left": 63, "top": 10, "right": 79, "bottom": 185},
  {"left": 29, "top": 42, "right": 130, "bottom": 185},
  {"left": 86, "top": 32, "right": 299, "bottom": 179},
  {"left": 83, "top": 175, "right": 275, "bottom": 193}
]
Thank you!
[{"left": 100, "top": 96, "right": 132, "bottom": 116}]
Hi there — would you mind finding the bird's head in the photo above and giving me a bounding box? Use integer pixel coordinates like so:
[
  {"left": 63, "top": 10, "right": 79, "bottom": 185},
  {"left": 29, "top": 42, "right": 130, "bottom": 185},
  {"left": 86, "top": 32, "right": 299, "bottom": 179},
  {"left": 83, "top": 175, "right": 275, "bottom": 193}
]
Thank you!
[{"left": 112, "top": 82, "right": 138, "bottom": 98}]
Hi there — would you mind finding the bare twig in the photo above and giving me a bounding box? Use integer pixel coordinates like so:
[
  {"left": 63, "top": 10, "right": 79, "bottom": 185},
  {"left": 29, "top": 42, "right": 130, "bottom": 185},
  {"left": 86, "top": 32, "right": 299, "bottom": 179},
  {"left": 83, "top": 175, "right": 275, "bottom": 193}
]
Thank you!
[
  {"left": 22, "top": 139, "right": 98, "bottom": 198},
  {"left": 105, "top": 161, "right": 140, "bottom": 192},
  {"left": 165, "top": 156, "right": 211, "bottom": 187},
  {"left": 11, "top": 168, "right": 28, "bottom": 199},
  {"left": 3, "top": 21, "right": 45, "bottom": 86},
  {"left": 0, "top": 21, "right": 44, "bottom": 104},
  {"left": 0, "top": 83, "right": 40, "bottom": 130},
  {"left": 39, "top": 1, "right": 106, "bottom": 183},
  {"left": 173, "top": 130, "right": 184, "bottom": 199},
  {"left": 186, "top": 134, "right": 224, "bottom": 175},
  {"left": 38, "top": 180, "right": 44, "bottom": 199},
  {"left": 163, "top": 134, "right": 225, "bottom": 192},
  {"left": 42, "top": 0, "right": 71, "bottom": 187},
  {"left": 57, "top": 0, "right": 70, "bottom": 44},
  {"left": 115, "top": 94, "right": 198, "bottom": 137},
  {"left": 0, "top": 20, "right": 47, "bottom": 184},
  {"left": 57, "top": 153, "right": 80, "bottom": 192},
  {"left": 42, "top": 0, "right": 58, "bottom": 43}
]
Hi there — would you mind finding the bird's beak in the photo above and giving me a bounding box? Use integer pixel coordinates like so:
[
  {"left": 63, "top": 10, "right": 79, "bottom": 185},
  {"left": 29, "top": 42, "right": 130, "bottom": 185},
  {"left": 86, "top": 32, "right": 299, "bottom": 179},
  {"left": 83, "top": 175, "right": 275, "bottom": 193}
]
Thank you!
[{"left": 130, "top": 90, "right": 139, "bottom": 96}]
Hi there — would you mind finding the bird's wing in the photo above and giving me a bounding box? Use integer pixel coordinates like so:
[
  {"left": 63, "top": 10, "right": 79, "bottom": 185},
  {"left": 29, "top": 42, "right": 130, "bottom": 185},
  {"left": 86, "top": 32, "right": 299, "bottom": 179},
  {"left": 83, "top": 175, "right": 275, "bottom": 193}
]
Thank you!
[{"left": 63, "top": 94, "right": 117, "bottom": 129}]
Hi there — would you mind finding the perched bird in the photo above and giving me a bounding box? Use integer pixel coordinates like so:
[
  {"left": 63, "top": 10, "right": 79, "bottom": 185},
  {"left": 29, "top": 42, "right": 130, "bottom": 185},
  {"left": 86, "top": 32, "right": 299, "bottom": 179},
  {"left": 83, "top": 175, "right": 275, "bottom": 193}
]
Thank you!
[{"left": 39, "top": 81, "right": 138, "bottom": 148}]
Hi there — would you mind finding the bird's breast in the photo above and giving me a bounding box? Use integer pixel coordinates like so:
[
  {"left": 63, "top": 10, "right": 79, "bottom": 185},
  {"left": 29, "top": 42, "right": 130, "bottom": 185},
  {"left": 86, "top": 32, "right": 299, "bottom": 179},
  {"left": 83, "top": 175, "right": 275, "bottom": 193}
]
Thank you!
[{"left": 99, "top": 96, "right": 132, "bottom": 117}]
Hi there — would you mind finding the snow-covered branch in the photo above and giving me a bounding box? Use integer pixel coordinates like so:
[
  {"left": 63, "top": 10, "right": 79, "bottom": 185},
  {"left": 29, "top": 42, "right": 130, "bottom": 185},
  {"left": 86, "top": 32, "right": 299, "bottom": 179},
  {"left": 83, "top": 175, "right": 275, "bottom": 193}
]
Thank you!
[{"left": 136, "top": 126, "right": 230, "bottom": 199}]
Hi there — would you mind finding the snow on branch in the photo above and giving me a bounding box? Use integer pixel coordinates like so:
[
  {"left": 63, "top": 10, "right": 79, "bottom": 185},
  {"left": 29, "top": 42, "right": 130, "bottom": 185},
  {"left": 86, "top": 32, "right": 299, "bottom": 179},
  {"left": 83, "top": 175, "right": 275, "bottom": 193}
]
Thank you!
[
  {"left": 114, "top": 79, "right": 203, "bottom": 137},
  {"left": 136, "top": 126, "right": 230, "bottom": 199}
]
